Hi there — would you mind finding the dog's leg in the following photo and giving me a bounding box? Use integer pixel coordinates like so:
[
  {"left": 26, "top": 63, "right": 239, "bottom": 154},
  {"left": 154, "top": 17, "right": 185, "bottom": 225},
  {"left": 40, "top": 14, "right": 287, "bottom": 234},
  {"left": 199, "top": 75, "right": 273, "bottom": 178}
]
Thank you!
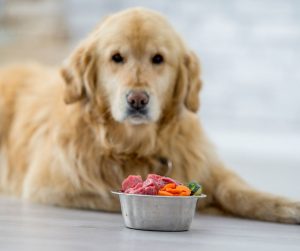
[
  {"left": 211, "top": 163, "right": 300, "bottom": 224},
  {"left": 21, "top": 158, "right": 122, "bottom": 211},
  {"left": 0, "top": 99, "right": 7, "bottom": 192},
  {"left": 23, "top": 188, "right": 120, "bottom": 212},
  {"left": 22, "top": 181, "right": 121, "bottom": 212}
]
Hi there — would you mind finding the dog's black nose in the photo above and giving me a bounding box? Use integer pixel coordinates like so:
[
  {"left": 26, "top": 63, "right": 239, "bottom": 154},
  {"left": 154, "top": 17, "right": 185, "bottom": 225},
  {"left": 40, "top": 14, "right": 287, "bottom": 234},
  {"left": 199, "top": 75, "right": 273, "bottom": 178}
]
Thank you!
[{"left": 126, "top": 91, "right": 149, "bottom": 110}]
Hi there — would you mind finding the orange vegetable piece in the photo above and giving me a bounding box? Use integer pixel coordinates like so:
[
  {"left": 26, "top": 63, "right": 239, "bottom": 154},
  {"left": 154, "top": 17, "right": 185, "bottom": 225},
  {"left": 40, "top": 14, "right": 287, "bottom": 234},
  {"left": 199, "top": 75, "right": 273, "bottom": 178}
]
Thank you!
[
  {"left": 158, "top": 183, "right": 191, "bottom": 196},
  {"left": 158, "top": 190, "right": 173, "bottom": 196},
  {"left": 164, "top": 183, "right": 176, "bottom": 189},
  {"left": 176, "top": 185, "right": 191, "bottom": 196}
]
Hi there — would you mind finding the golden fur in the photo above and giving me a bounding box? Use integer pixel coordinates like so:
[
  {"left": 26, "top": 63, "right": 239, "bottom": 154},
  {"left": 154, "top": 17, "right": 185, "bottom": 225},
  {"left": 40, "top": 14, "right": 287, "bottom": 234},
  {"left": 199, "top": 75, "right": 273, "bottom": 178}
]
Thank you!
[{"left": 0, "top": 8, "right": 299, "bottom": 223}]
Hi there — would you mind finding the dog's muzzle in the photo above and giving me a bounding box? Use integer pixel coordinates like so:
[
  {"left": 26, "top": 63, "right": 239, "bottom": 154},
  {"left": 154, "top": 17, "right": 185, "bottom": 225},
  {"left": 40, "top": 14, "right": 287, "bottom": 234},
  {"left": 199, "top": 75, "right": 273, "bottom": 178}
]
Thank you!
[{"left": 126, "top": 91, "right": 150, "bottom": 119}]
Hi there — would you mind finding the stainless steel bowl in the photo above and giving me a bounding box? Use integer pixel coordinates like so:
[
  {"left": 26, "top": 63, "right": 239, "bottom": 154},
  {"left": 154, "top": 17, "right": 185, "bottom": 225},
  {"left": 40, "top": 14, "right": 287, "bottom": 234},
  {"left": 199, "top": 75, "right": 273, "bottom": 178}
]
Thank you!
[{"left": 112, "top": 191, "right": 206, "bottom": 231}]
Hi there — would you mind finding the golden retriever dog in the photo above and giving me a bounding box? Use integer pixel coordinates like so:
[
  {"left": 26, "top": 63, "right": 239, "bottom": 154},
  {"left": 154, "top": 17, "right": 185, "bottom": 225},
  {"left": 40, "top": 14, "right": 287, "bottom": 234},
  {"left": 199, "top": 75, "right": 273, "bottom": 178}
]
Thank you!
[{"left": 0, "top": 8, "right": 299, "bottom": 223}]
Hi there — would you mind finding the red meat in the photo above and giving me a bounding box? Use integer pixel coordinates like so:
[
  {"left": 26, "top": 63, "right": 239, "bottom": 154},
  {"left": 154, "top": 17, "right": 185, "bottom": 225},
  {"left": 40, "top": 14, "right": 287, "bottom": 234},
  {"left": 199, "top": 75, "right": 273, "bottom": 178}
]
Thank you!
[
  {"left": 121, "top": 175, "right": 143, "bottom": 192},
  {"left": 122, "top": 174, "right": 180, "bottom": 195},
  {"left": 146, "top": 174, "right": 181, "bottom": 188}
]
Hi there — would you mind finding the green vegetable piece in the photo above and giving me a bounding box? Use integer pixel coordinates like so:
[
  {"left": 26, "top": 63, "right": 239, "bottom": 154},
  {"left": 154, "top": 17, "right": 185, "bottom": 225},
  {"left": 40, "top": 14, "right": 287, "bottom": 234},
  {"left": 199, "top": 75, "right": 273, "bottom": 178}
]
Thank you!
[
  {"left": 193, "top": 186, "right": 202, "bottom": 195},
  {"left": 187, "top": 182, "right": 202, "bottom": 195}
]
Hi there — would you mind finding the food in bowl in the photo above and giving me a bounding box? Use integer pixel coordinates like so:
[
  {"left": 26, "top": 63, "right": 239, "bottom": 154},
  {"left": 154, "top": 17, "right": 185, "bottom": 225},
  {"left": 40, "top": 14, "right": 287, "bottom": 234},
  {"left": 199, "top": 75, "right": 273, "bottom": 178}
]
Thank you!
[
  {"left": 158, "top": 183, "right": 191, "bottom": 196},
  {"left": 112, "top": 174, "right": 206, "bottom": 231},
  {"left": 121, "top": 174, "right": 202, "bottom": 196}
]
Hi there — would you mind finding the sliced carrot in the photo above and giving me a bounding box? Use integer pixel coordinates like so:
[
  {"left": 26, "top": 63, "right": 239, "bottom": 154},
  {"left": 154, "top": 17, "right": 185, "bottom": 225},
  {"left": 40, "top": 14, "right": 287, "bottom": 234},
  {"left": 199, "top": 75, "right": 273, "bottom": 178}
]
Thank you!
[
  {"left": 158, "top": 190, "right": 173, "bottom": 196},
  {"left": 165, "top": 188, "right": 181, "bottom": 194},
  {"left": 158, "top": 183, "right": 191, "bottom": 196},
  {"left": 179, "top": 191, "right": 191, "bottom": 196},
  {"left": 163, "top": 183, "right": 176, "bottom": 189},
  {"left": 176, "top": 185, "right": 191, "bottom": 195}
]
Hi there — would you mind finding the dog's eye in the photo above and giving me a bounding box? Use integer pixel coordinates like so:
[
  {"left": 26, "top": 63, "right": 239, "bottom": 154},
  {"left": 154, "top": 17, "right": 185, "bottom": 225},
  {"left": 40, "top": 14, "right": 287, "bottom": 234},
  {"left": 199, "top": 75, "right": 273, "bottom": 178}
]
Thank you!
[
  {"left": 111, "top": 53, "right": 124, "bottom": 63},
  {"left": 152, "top": 54, "right": 164, "bottom": 64}
]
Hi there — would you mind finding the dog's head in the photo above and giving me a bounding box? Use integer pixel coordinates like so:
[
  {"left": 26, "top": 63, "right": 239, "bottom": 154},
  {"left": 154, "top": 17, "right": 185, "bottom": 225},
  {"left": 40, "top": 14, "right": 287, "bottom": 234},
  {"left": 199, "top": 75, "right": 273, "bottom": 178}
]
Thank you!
[{"left": 61, "top": 8, "right": 202, "bottom": 126}]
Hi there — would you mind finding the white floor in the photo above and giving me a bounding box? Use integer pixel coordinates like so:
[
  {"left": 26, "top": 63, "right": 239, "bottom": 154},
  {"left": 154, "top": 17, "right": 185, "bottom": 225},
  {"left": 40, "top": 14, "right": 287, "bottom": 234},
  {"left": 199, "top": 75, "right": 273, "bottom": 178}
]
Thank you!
[{"left": 0, "top": 196, "right": 299, "bottom": 251}]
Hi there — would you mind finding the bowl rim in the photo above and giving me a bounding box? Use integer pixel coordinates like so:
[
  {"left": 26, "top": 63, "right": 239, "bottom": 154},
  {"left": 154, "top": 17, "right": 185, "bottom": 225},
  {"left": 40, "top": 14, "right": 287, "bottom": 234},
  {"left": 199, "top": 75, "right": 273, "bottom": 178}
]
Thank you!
[{"left": 111, "top": 191, "right": 206, "bottom": 199}]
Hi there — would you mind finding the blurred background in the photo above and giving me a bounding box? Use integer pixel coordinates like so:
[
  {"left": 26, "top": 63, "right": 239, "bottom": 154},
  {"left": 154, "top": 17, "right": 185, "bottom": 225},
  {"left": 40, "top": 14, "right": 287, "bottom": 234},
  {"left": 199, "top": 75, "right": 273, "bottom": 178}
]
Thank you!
[{"left": 0, "top": 0, "right": 299, "bottom": 199}]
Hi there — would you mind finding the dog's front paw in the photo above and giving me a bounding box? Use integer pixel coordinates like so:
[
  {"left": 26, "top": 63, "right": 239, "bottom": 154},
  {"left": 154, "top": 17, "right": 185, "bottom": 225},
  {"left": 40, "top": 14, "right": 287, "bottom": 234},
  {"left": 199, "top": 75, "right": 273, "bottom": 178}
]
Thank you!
[{"left": 276, "top": 201, "right": 300, "bottom": 224}]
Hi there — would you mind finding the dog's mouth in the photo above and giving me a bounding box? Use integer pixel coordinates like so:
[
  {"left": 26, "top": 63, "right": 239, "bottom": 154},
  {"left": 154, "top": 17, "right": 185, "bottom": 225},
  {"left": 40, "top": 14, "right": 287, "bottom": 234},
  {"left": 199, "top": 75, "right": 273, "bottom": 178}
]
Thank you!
[{"left": 125, "top": 108, "right": 150, "bottom": 125}]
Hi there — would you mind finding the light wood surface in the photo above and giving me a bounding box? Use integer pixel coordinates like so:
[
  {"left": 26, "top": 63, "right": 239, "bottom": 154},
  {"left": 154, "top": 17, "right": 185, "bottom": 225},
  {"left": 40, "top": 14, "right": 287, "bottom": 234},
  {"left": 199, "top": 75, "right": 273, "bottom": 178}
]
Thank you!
[{"left": 0, "top": 196, "right": 299, "bottom": 251}]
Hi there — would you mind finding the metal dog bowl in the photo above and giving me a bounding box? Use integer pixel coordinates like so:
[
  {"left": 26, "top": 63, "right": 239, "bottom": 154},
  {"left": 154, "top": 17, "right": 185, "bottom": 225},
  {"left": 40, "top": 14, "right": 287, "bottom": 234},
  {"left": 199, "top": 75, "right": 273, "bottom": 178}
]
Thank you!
[{"left": 112, "top": 191, "right": 206, "bottom": 231}]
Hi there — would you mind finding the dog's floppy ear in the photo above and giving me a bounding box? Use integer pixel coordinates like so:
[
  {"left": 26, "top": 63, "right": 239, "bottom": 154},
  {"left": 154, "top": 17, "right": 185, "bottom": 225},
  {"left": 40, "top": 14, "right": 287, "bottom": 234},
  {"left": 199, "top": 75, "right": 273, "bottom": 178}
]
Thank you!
[
  {"left": 61, "top": 40, "right": 98, "bottom": 104},
  {"left": 183, "top": 51, "right": 202, "bottom": 112}
]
